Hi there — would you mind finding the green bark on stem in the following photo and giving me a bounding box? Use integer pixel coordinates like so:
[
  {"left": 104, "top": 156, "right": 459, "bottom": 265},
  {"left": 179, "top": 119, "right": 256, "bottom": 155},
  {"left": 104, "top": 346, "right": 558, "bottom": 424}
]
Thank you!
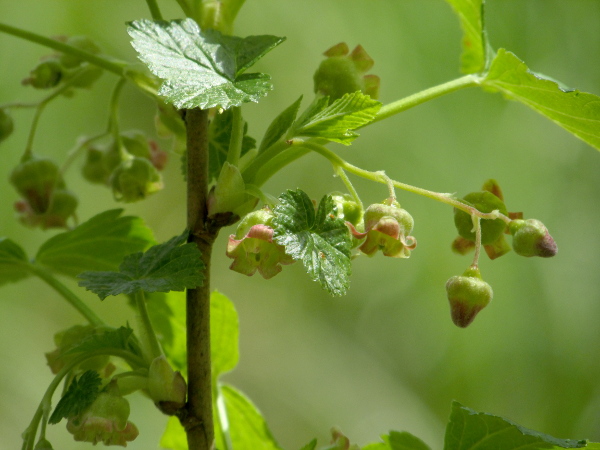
[{"left": 183, "top": 108, "right": 216, "bottom": 450}]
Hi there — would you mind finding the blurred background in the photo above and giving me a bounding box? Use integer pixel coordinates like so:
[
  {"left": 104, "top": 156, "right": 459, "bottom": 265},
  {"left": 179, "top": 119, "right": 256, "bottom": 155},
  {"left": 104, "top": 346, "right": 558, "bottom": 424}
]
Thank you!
[{"left": 1, "top": 0, "right": 600, "bottom": 448}]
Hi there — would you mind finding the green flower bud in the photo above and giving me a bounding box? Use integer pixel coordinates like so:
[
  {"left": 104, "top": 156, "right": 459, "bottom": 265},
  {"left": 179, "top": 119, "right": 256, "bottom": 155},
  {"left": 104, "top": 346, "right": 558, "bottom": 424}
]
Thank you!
[
  {"left": 148, "top": 355, "right": 187, "bottom": 415},
  {"left": 65, "top": 64, "right": 103, "bottom": 89},
  {"left": 121, "top": 130, "right": 151, "bottom": 159},
  {"left": 331, "top": 192, "right": 362, "bottom": 226},
  {"left": 22, "top": 58, "right": 63, "bottom": 89},
  {"left": 313, "top": 43, "right": 380, "bottom": 101},
  {"left": 81, "top": 145, "right": 111, "bottom": 184},
  {"left": 34, "top": 438, "right": 53, "bottom": 450},
  {"left": 454, "top": 191, "right": 508, "bottom": 245},
  {"left": 10, "top": 156, "right": 64, "bottom": 213},
  {"left": 0, "top": 108, "right": 14, "bottom": 144},
  {"left": 446, "top": 266, "right": 493, "bottom": 328},
  {"left": 509, "top": 219, "right": 557, "bottom": 258},
  {"left": 59, "top": 35, "right": 101, "bottom": 68},
  {"left": 109, "top": 156, "right": 163, "bottom": 202}
]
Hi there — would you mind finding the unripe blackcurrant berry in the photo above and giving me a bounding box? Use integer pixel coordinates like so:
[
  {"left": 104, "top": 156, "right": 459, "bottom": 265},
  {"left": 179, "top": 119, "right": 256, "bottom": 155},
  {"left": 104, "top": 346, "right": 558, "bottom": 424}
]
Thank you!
[
  {"left": 0, "top": 108, "right": 14, "bottom": 143},
  {"left": 509, "top": 219, "right": 557, "bottom": 258},
  {"left": 454, "top": 191, "right": 508, "bottom": 245},
  {"left": 446, "top": 266, "right": 493, "bottom": 328},
  {"left": 109, "top": 157, "right": 163, "bottom": 202}
]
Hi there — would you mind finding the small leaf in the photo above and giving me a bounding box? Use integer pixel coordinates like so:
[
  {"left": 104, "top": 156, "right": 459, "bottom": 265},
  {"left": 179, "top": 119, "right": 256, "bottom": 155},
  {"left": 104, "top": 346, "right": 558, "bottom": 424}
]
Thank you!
[
  {"left": 444, "top": 0, "right": 490, "bottom": 74},
  {"left": 482, "top": 49, "right": 600, "bottom": 152},
  {"left": 36, "top": 209, "right": 155, "bottom": 278},
  {"left": 160, "top": 416, "right": 187, "bottom": 450},
  {"left": 444, "top": 401, "right": 587, "bottom": 450},
  {"left": 291, "top": 92, "right": 381, "bottom": 145},
  {"left": 78, "top": 232, "right": 204, "bottom": 299},
  {"left": 49, "top": 370, "right": 102, "bottom": 424},
  {"left": 211, "top": 291, "right": 239, "bottom": 381},
  {"left": 216, "top": 384, "right": 283, "bottom": 450},
  {"left": 209, "top": 108, "right": 256, "bottom": 182},
  {"left": 273, "top": 190, "right": 352, "bottom": 296},
  {"left": 259, "top": 95, "right": 303, "bottom": 151},
  {"left": 64, "top": 326, "right": 143, "bottom": 359},
  {"left": 0, "top": 238, "right": 30, "bottom": 286},
  {"left": 298, "top": 439, "right": 317, "bottom": 450},
  {"left": 386, "top": 431, "right": 432, "bottom": 450},
  {"left": 128, "top": 19, "right": 285, "bottom": 109}
]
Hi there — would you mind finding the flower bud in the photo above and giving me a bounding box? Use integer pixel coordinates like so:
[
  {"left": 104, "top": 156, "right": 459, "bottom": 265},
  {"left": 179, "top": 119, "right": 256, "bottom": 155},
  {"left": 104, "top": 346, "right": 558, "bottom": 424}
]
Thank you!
[
  {"left": 454, "top": 191, "right": 508, "bottom": 245},
  {"left": 81, "top": 145, "right": 111, "bottom": 184},
  {"left": 22, "top": 58, "right": 63, "bottom": 89},
  {"left": 66, "top": 391, "right": 138, "bottom": 446},
  {"left": 509, "top": 219, "right": 557, "bottom": 258},
  {"left": 0, "top": 108, "right": 14, "bottom": 144},
  {"left": 446, "top": 266, "right": 493, "bottom": 328},
  {"left": 10, "top": 156, "right": 64, "bottom": 213},
  {"left": 331, "top": 193, "right": 362, "bottom": 226},
  {"left": 148, "top": 355, "right": 187, "bottom": 415},
  {"left": 109, "top": 156, "right": 163, "bottom": 202},
  {"left": 313, "top": 43, "right": 380, "bottom": 101}
]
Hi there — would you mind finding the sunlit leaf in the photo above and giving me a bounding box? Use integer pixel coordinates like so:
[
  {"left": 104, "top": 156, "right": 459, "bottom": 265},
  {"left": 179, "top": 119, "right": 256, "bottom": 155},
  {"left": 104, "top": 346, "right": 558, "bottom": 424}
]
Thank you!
[{"left": 259, "top": 95, "right": 303, "bottom": 151}]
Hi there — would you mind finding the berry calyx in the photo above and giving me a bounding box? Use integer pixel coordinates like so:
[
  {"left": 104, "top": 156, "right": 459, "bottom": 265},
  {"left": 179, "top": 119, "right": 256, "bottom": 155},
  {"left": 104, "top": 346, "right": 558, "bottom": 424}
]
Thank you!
[
  {"left": 509, "top": 219, "right": 557, "bottom": 257},
  {"left": 446, "top": 266, "right": 493, "bottom": 328}
]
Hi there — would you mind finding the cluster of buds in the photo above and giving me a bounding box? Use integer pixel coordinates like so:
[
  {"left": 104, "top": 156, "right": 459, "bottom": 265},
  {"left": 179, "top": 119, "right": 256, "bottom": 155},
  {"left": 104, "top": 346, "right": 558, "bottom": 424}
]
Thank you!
[
  {"left": 22, "top": 35, "right": 103, "bottom": 91},
  {"left": 81, "top": 130, "right": 167, "bottom": 202},
  {"left": 313, "top": 42, "right": 380, "bottom": 101},
  {"left": 10, "top": 155, "right": 78, "bottom": 229}
]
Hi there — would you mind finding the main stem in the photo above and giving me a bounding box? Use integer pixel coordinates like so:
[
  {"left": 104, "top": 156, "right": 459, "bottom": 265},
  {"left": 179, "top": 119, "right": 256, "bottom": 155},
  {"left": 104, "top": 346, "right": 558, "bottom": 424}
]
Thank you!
[{"left": 184, "top": 108, "right": 215, "bottom": 450}]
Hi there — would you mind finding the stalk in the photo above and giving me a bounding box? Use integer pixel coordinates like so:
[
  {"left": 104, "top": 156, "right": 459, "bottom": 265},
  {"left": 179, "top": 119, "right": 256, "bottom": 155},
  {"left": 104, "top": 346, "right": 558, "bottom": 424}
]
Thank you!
[{"left": 184, "top": 108, "right": 215, "bottom": 450}]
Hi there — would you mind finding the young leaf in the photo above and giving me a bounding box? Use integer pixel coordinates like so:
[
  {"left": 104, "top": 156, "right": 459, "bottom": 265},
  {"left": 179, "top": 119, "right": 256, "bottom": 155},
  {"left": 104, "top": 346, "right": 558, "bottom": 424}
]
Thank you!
[
  {"left": 209, "top": 108, "right": 256, "bottom": 182},
  {"left": 291, "top": 92, "right": 381, "bottom": 145},
  {"left": 211, "top": 291, "right": 239, "bottom": 381},
  {"left": 78, "top": 232, "right": 204, "bottom": 300},
  {"left": 298, "top": 439, "right": 317, "bottom": 450},
  {"left": 215, "top": 384, "right": 283, "bottom": 450},
  {"left": 35, "top": 209, "right": 155, "bottom": 278},
  {"left": 127, "top": 19, "right": 285, "bottom": 109},
  {"left": 444, "top": 401, "right": 587, "bottom": 450},
  {"left": 273, "top": 190, "right": 352, "bottom": 296},
  {"left": 444, "top": 0, "right": 490, "bottom": 74},
  {"left": 259, "top": 95, "right": 303, "bottom": 151},
  {"left": 481, "top": 49, "right": 600, "bottom": 151},
  {"left": 64, "top": 326, "right": 143, "bottom": 359},
  {"left": 48, "top": 370, "right": 102, "bottom": 424},
  {"left": 0, "top": 238, "right": 31, "bottom": 286}
]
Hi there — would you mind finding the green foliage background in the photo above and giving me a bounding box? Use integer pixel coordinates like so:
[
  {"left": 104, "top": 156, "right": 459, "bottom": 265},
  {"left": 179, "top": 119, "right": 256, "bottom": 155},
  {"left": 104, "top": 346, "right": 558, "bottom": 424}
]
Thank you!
[{"left": 1, "top": 1, "right": 599, "bottom": 448}]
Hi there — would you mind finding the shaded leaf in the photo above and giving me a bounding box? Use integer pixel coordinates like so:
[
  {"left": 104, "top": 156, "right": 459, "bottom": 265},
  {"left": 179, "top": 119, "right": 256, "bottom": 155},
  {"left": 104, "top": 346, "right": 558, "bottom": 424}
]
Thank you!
[
  {"left": 291, "top": 92, "right": 381, "bottom": 145},
  {"left": 259, "top": 95, "right": 303, "bottom": 151},
  {"left": 35, "top": 209, "right": 155, "bottom": 278},
  {"left": 78, "top": 232, "right": 204, "bottom": 299},
  {"left": 128, "top": 19, "right": 285, "bottom": 109},
  {"left": 482, "top": 49, "right": 600, "bottom": 151},
  {"left": 64, "top": 326, "right": 143, "bottom": 359},
  {"left": 444, "top": 0, "right": 490, "bottom": 73},
  {"left": 273, "top": 190, "right": 352, "bottom": 296},
  {"left": 0, "top": 238, "right": 30, "bottom": 286},
  {"left": 444, "top": 401, "right": 587, "bottom": 450},
  {"left": 49, "top": 370, "right": 102, "bottom": 424}
]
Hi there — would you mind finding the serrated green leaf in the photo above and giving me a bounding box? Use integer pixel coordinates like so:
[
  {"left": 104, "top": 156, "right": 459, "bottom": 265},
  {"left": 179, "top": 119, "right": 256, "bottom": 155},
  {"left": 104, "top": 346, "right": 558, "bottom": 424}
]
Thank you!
[
  {"left": 291, "top": 92, "right": 381, "bottom": 145},
  {"left": 161, "top": 416, "right": 188, "bottom": 450},
  {"left": 259, "top": 95, "right": 303, "bottom": 151},
  {"left": 211, "top": 291, "right": 239, "bottom": 381},
  {"left": 49, "top": 370, "right": 102, "bottom": 424},
  {"left": 444, "top": 401, "right": 587, "bottom": 450},
  {"left": 273, "top": 190, "right": 352, "bottom": 296},
  {"left": 0, "top": 238, "right": 30, "bottom": 286},
  {"left": 482, "top": 49, "right": 600, "bottom": 151},
  {"left": 209, "top": 108, "right": 256, "bottom": 182},
  {"left": 444, "top": 0, "right": 490, "bottom": 74},
  {"left": 215, "top": 384, "right": 283, "bottom": 450},
  {"left": 78, "top": 232, "right": 204, "bottom": 299},
  {"left": 35, "top": 209, "right": 155, "bottom": 278},
  {"left": 128, "top": 19, "right": 285, "bottom": 109},
  {"left": 64, "top": 326, "right": 143, "bottom": 359}
]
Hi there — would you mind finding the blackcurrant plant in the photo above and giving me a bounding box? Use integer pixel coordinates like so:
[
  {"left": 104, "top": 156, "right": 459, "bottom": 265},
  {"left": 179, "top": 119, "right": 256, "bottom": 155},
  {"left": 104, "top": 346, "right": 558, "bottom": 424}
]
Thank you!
[{"left": 1, "top": 1, "right": 599, "bottom": 449}]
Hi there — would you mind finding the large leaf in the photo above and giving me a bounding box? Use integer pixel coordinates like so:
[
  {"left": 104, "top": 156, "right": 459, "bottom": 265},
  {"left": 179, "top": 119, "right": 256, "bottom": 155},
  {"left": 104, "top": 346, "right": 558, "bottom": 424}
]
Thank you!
[
  {"left": 273, "top": 190, "right": 352, "bottom": 296},
  {"left": 291, "top": 92, "right": 381, "bottom": 145},
  {"left": 128, "top": 18, "right": 285, "bottom": 109},
  {"left": 78, "top": 232, "right": 204, "bottom": 299},
  {"left": 215, "top": 384, "right": 283, "bottom": 450},
  {"left": 35, "top": 209, "right": 155, "bottom": 278},
  {"left": 444, "top": 0, "right": 490, "bottom": 74},
  {"left": 0, "top": 238, "right": 30, "bottom": 286},
  {"left": 444, "top": 401, "right": 588, "bottom": 450},
  {"left": 210, "top": 291, "right": 239, "bottom": 381},
  {"left": 481, "top": 49, "right": 600, "bottom": 151}
]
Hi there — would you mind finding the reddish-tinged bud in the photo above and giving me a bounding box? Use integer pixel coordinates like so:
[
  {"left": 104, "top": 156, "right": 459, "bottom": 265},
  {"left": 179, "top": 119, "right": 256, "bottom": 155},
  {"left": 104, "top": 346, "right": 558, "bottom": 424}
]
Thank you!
[
  {"left": 509, "top": 219, "right": 557, "bottom": 258},
  {"left": 148, "top": 356, "right": 186, "bottom": 415},
  {"left": 446, "top": 267, "right": 493, "bottom": 328}
]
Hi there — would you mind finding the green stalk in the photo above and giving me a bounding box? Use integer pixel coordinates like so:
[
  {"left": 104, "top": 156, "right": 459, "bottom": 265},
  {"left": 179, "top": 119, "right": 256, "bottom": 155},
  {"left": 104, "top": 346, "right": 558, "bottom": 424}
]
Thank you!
[
  {"left": 0, "top": 22, "right": 126, "bottom": 76},
  {"left": 28, "top": 265, "right": 104, "bottom": 327},
  {"left": 145, "top": 0, "right": 164, "bottom": 20},
  {"left": 134, "top": 290, "right": 163, "bottom": 361},
  {"left": 226, "top": 107, "right": 244, "bottom": 166}
]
